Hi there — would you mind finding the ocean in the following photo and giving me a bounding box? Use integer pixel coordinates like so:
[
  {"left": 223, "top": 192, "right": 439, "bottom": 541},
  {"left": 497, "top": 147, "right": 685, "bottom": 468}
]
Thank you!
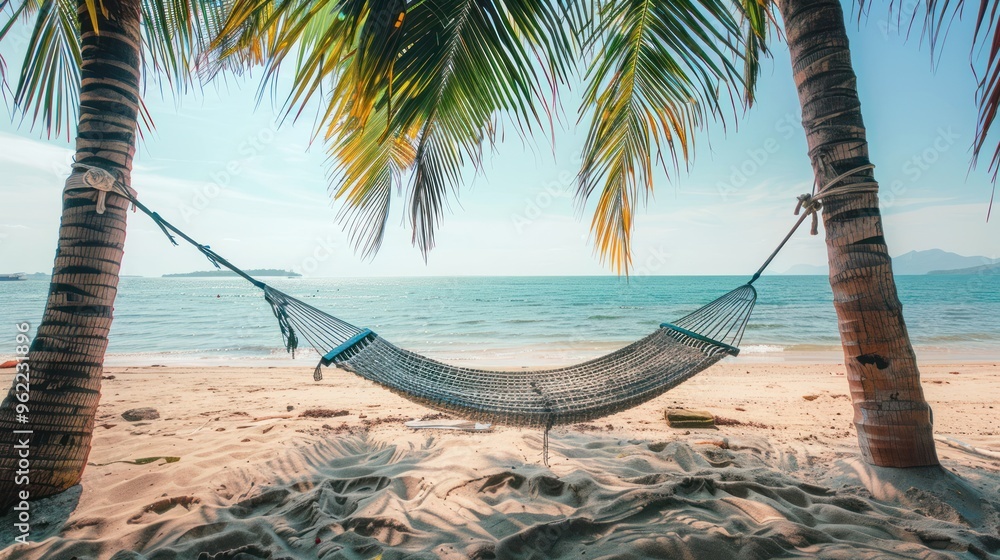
[{"left": 1, "top": 274, "right": 998, "bottom": 366}]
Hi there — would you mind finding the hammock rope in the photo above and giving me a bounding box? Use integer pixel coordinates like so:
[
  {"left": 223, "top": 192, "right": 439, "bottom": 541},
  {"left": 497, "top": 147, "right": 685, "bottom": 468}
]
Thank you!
[{"left": 65, "top": 161, "right": 878, "bottom": 456}]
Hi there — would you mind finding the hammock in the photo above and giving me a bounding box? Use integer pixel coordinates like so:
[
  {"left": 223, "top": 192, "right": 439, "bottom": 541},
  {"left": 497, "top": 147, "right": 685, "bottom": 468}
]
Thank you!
[
  {"left": 261, "top": 283, "right": 756, "bottom": 428},
  {"left": 68, "top": 162, "right": 873, "bottom": 438}
]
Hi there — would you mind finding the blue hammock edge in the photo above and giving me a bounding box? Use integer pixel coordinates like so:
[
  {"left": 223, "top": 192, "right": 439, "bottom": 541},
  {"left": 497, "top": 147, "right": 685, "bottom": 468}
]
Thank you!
[
  {"left": 323, "top": 329, "right": 376, "bottom": 363},
  {"left": 659, "top": 323, "right": 741, "bottom": 356}
]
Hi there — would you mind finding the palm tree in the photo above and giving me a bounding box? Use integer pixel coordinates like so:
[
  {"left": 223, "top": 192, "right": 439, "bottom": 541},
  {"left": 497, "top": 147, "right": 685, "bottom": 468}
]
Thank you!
[
  {"left": 717, "top": 0, "right": 1000, "bottom": 467},
  {"left": 775, "top": 0, "right": 1000, "bottom": 466},
  {"left": 0, "top": 0, "right": 229, "bottom": 510},
  {"left": 774, "top": 0, "right": 938, "bottom": 466}
]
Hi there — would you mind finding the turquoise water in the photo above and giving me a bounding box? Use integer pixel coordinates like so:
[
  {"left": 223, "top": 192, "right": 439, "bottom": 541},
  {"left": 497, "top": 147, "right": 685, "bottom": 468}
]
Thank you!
[{"left": 1, "top": 274, "right": 998, "bottom": 365}]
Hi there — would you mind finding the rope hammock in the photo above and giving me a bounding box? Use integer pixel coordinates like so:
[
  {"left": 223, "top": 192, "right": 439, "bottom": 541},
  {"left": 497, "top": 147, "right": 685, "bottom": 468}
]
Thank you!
[
  {"left": 261, "top": 282, "right": 755, "bottom": 428},
  {"left": 66, "top": 162, "right": 877, "bottom": 455}
]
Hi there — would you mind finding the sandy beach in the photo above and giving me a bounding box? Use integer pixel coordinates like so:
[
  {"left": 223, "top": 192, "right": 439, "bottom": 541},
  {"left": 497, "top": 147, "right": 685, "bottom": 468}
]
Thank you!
[{"left": 1, "top": 360, "right": 998, "bottom": 559}]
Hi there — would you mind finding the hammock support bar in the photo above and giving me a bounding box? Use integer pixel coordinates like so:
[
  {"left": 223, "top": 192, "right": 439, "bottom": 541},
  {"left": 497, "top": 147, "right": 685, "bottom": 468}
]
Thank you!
[
  {"left": 660, "top": 323, "right": 740, "bottom": 356},
  {"left": 323, "top": 329, "right": 376, "bottom": 363}
]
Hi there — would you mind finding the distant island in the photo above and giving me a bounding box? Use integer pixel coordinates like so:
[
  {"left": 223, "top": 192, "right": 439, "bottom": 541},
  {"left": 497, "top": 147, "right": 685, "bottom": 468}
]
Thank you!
[
  {"left": 928, "top": 261, "right": 1000, "bottom": 275},
  {"left": 163, "top": 269, "right": 301, "bottom": 278}
]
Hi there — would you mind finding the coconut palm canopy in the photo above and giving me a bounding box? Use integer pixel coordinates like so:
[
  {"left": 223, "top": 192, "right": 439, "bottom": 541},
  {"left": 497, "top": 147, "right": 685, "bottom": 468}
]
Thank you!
[
  {"left": 208, "top": 0, "right": 776, "bottom": 273},
  {"left": 0, "top": 0, "right": 241, "bottom": 135},
  {"left": 2, "top": 0, "right": 771, "bottom": 273},
  {"left": 1, "top": 0, "right": 997, "bottom": 268}
]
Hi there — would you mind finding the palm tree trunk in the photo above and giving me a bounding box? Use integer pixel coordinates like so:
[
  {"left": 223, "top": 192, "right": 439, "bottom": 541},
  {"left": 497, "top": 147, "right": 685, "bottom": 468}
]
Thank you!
[
  {"left": 0, "top": 0, "right": 142, "bottom": 510},
  {"left": 776, "top": 0, "right": 938, "bottom": 467}
]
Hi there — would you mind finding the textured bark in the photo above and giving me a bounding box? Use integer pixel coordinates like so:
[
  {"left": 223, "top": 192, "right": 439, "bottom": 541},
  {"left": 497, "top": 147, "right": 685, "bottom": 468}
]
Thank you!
[
  {"left": 777, "top": 0, "right": 938, "bottom": 467},
  {"left": 0, "top": 0, "right": 142, "bottom": 510}
]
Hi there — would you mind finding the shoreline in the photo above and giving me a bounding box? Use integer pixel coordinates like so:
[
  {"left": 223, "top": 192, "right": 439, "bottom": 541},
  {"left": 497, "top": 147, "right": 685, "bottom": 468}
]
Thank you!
[{"left": 3, "top": 346, "right": 995, "bottom": 369}]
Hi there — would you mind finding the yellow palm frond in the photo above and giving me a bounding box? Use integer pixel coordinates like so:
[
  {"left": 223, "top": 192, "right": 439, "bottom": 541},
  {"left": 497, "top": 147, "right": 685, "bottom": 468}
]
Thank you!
[{"left": 578, "top": 0, "right": 757, "bottom": 273}]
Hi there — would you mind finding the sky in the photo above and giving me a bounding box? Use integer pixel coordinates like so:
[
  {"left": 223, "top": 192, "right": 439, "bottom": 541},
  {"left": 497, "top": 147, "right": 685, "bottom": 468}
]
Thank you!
[{"left": 0, "top": 3, "right": 996, "bottom": 278}]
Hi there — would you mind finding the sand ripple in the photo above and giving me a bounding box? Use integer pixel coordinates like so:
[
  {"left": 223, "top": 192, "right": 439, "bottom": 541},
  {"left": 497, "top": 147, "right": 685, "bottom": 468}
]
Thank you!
[{"left": 5, "top": 432, "right": 999, "bottom": 559}]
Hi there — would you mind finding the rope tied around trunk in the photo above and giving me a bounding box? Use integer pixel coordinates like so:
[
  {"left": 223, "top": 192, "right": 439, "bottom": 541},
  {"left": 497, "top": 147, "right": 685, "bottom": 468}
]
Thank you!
[
  {"left": 64, "top": 162, "right": 136, "bottom": 215},
  {"left": 749, "top": 163, "right": 880, "bottom": 284},
  {"left": 63, "top": 162, "right": 247, "bottom": 280},
  {"left": 793, "top": 163, "right": 879, "bottom": 236},
  {"left": 64, "top": 162, "right": 301, "bottom": 358}
]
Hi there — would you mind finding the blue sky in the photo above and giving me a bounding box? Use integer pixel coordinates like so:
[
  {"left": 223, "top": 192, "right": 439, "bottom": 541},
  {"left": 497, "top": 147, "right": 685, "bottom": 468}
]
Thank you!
[{"left": 0, "top": 3, "right": 996, "bottom": 277}]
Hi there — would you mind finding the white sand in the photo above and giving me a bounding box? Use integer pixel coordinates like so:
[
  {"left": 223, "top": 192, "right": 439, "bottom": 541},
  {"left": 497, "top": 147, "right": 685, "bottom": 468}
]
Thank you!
[{"left": 1, "top": 361, "right": 998, "bottom": 559}]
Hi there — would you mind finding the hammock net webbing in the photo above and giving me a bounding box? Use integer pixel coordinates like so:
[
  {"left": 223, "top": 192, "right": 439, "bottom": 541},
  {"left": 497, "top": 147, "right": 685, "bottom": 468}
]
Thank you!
[{"left": 262, "top": 283, "right": 756, "bottom": 427}]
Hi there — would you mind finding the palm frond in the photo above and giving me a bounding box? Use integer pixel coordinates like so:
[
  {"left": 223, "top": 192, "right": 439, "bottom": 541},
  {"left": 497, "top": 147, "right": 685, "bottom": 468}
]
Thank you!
[
  {"left": 205, "top": 0, "right": 278, "bottom": 71},
  {"left": 0, "top": 1, "right": 13, "bottom": 89},
  {"left": 947, "top": 0, "right": 1000, "bottom": 212},
  {"left": 1, "top": 0, "right": 80, "bottom": 139},
  {"left": 407, "top": 120, "right": 467, "bottom": 257},
  {"left": 212, "top": 0, "right": 357, "bottom": 115},
  {"left": 391, "top": 0, "right": 584, "bottom": 257},
  {"left": 329, "top": 106, "right": 417, "bottom": 258},
  {"left": 1, "top": 0, "right": 232, "bottom": 137},
  {"left": 505, "top": 0, "right": 590, "bottom": 103},
  {"left": 739, "top": 0, "right": 774, "bottom": 108},
  {"left": 138, "top": 0, "right": 235, "bottom": 91},
  {"left": 217, "top": 0, "right": 578, "bottom": 259},
  {"left": 577, "top": 0, "right": 747, "bottom": 273},
  {"left": 868, "top": 0, "right": 1000, "bottom": 213},
  {"left": 962, "top": 0, "right": 1000, "bottom": 216},
  {"left": 388, "top": 0, "right": 536, "bottom": 257}
]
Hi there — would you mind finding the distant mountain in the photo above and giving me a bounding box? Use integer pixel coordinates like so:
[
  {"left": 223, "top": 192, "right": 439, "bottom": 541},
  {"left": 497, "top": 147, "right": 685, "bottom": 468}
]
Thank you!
[
  {"left": 782, "top": 249, "right": 995, "bottom": 276},
  {"left": 163, "top": 269, "right": 301, "bottom": 278},
  {"left": 892, "top": 249, "right": 992, "bottom": 275},
  {"left": 928, "top": 261, "right": 1000, "bottom": 275}
]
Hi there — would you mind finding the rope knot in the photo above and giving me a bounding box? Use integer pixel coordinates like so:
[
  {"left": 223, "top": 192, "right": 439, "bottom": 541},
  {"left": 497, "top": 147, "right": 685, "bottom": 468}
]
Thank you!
[
  {"left": 81, "top": 166, "right": 116, "bottom": 191},
  {"left": 65, "top": 162, "right": 137, "bottom": 214},
  {"left": 794, "top": 193, "right": 822, "bottom": 235}
]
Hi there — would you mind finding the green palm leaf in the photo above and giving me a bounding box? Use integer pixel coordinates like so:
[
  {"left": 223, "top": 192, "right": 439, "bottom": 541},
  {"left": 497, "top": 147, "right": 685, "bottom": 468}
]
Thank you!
[
  {"left": 925, "top": 0, "right": 1000, "bottom": 214},
  {"left": 389, "top": 0, "right": 541, "bottom": 256},
  {"left": 330, "top": 107, "right": 417, "bottom": 258},
  {"left": 577, "top": 0, "right": 750, "bottom": 273},
  {"left": 1, "top": 0, "right": 240, "bottom": 137},
  {"left": 217, "top": 0, "right": 580, "bottom": 259},
  {"left": 0, "top": 1, "right": 9, "bottom": 85},
  {"left": 1, "top": 0, "right": 81, "bottom": 138},
  {"left": 739, "top": 0, "right": 773, "bottom": 108},
  {"left": 139, "top": 0, "right": 236, "bottom": 90},
  {"left": 212, "top": 0, "right": 360, "bottom": 120}
]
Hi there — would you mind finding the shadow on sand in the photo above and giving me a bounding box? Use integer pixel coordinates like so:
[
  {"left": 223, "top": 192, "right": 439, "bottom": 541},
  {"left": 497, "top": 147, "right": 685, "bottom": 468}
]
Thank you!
[
  {"left": 0, "top": 484, "right": 81, "bottom": 547},
  {"left": 3, "top": 433, "right": 999, "bottom": 559}
]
